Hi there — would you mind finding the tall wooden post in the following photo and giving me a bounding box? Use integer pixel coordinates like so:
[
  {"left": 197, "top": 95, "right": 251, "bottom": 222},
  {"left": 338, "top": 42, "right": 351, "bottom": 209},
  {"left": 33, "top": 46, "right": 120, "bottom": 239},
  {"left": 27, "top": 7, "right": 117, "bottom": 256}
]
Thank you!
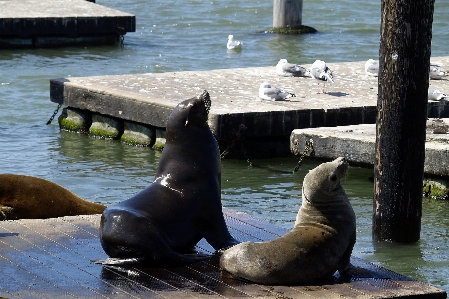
[
  {"left": 373, "top": 0, "right": 435, "bottom": 243},
  {"left": 273, "top": 0, "right": 303, "bottom": 28}
]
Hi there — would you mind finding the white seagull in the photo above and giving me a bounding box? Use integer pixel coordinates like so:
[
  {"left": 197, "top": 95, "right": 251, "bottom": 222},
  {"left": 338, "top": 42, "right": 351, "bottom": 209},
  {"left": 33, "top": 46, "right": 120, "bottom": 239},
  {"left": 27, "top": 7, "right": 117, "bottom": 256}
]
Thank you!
[
  {"left": 365, "top": 59, "right": 379, "bottom": 76},
  {"left": 258, "top": 82, "right": 296, "bottom": 101},
  {"left": 428, "top": 87, "right": 447, "bottom": 101},
  {"left": 309, "top": 60, "right": 334, "bottom": 93},
  {"left": 430, "top": 64, "right": 448, "bottom": 80},
  {"left": 227, "top": 35, "right": 242, "bottom": 50},
  {"left": 276, "top": 59, "right": 310, "bottom": 77}
]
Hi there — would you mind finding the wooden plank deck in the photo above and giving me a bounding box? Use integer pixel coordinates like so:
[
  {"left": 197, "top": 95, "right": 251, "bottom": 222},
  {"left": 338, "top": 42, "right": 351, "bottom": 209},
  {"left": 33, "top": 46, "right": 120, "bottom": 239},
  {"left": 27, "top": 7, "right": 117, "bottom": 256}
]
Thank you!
[{"left": 0, "top": 208, "right": 446, "bottom": 298}]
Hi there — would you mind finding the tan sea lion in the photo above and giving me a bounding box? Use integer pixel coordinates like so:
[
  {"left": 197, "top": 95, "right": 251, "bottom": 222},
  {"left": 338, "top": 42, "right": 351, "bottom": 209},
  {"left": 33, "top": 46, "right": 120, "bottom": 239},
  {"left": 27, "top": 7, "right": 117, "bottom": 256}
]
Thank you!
[
  {"left": 97, "top": 91, "right": 239, "bottom": 266},
  {"left": 219, "top": 157, "right": 356, "bottom": 285},
  {"left": 0, "top": 174, "right": 105, "bottom": 220}
]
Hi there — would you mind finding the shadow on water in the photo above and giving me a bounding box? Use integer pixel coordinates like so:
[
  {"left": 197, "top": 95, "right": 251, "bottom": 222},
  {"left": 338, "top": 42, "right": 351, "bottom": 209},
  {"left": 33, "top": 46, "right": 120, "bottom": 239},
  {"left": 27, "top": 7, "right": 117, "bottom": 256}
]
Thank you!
[{"left": 370, "top": 241, "right": 426, "bottom": 283}]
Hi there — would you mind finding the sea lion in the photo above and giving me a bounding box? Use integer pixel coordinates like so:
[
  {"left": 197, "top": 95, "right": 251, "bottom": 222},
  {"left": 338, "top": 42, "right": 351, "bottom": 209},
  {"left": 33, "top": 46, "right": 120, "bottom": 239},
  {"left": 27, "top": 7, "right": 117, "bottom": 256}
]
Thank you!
[
  {"left": 98, "top": 90, "right": 239, "bottom": 266},
  {"left": 0, "top": 174, "right": 105, "bottom": 220},
  {"left": 219, "top": 157, "right": 356, "bottom": 285}
]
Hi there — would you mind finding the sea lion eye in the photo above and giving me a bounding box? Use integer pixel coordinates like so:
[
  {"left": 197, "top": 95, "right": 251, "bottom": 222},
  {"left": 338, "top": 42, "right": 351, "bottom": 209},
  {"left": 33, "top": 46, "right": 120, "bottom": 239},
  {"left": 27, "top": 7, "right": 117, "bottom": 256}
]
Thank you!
[{"left": 330, "top": 174, "right": 337, "bottom": 182}]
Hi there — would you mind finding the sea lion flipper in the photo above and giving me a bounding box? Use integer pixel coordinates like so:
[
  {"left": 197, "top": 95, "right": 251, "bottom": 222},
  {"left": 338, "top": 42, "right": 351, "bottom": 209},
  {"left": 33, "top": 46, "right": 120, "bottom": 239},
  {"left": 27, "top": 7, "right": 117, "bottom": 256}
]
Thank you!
[
  {"left": 93, "top": 257, "right": 143, "bottom": 266},
  {"left": 93, "top": 252, "right": 211, "bottom": 267},
  {"left": 338, "top": 230, "right": 356, "bottom": 273},
  {"left": 0, "top": 205, "right": 13, "bottom": 221}
]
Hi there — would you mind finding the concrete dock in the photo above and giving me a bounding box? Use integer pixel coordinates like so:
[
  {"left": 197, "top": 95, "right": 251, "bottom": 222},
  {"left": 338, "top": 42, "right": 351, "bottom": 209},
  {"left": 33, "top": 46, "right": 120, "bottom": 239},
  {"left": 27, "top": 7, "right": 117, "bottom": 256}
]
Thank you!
[
  {"left": 50, "top": 57, "right": 449, "bottom": 158},
  {"left": 290, "top": 120, "right": 449, "bottom": 177},
  {"left": 0, "top": 0, "right": 135, "bottom": 48},
  {"left": 0, "top": 209, "right": 446, "bottom": 298}
]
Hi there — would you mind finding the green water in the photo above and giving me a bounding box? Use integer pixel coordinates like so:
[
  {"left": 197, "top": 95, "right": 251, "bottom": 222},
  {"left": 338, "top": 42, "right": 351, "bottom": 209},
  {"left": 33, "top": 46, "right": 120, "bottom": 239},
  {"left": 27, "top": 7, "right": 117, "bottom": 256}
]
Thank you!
[{"left": 0, "top": 0, "right": 448, "bottom": 293}]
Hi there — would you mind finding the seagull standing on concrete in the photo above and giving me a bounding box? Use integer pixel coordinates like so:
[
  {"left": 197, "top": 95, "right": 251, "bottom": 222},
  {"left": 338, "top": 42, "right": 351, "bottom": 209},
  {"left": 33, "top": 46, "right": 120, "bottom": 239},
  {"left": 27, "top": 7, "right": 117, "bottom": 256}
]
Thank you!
[
  {"left": 429, "top": 64, "right": 448, "bottom": 80},
  {"left": 258, "top": 82, "right": 296, "bottom": 101},
  {"left": 309, "top": 60, "right": 334, "bottom": 93},
  {"left": 276, "top": 59, "right": 310, "bottom": 77},
  {"left": 227, "top": 35, "right": 242, "bottom": 50},
  {"left": 365, "top": 59, "right": 379, "bottom": 76},
  {"left": 428, "top": 86, "right": 447, "bottom": 101}
]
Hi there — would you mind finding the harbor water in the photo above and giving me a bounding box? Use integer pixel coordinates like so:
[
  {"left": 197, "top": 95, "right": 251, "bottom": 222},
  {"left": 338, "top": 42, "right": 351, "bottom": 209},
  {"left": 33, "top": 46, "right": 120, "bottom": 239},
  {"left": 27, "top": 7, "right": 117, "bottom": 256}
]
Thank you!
[{"left": 1, "top": 0, "right": 448, "bottom": 293}]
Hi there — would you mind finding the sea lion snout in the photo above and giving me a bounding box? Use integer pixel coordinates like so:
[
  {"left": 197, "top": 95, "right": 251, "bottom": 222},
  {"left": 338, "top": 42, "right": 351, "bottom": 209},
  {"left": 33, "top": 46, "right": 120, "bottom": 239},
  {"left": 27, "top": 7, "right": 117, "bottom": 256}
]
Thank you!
[{"left": 334, "top": 157, "right": 349, "bottom": 179}]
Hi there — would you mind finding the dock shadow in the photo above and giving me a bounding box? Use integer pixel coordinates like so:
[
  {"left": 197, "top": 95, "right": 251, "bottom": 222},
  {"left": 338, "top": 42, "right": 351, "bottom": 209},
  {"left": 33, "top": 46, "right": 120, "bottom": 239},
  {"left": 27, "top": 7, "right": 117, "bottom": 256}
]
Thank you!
[
  {"left": 0, "top": 232, "right": 19, "bottom": 238},
  {"left": 327, "top": 92, "right": 349, "bottom": 97}
]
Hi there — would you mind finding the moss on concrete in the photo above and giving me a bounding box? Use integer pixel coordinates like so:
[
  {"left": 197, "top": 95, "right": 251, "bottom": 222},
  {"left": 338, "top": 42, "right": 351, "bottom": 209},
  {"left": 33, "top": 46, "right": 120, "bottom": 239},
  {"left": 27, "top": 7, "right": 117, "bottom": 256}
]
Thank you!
[
  {"left": 152, "top": 141, "right": 165, "bottom": 151},
  {"left": 59, "top": 116, "right": 86, "bottom": 132},
  {"left": 423, "top": 179, "right": 449, "bottom": 200},
  {"left": 89, "top": 114, "right": 123, "bottom": 139},
  {"left": 121, "top": 122, "right": 155, "bottom": 146},
  {"left": 267, "top": 25, "right": 317, "bottom": 34},
  {"left": 58, "top": 107, "right": 90, "bottom": 133},
  {"left": 89, "top": 128, "right": 120, "bottom": 139},
  {"left": 121, "top": 135, "right": 151, "bottom": 146}
]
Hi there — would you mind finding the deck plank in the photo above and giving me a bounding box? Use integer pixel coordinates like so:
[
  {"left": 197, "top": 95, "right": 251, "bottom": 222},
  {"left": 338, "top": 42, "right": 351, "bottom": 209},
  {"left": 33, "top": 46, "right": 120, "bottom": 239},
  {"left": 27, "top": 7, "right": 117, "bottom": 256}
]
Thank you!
[{"left": 0, "top": 211, "right": 446, "bottom": 298}]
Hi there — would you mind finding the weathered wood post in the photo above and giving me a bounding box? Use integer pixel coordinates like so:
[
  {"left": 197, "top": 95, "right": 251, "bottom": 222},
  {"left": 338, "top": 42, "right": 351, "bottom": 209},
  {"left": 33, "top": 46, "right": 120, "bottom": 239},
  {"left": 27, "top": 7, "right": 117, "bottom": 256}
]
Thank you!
[
  {"left": 373, "top": 0, "right": 435, "bottom": 243},
  {"left": 273, "top": 0, "right": 303, "bottom": 28}
]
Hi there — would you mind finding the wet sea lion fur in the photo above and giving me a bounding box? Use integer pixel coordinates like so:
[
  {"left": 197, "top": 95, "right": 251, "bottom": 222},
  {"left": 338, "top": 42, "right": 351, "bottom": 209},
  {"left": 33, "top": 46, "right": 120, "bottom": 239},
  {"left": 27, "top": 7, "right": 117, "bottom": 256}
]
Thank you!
[
  {"left": 98, "top": 91, "right": 239, "bottom": 266},
  {"left": 219, "top": 157, "right": 356, "bottom": 285},
  {"left": 0, "top": 174, "right": 105, "bottom": 220}
]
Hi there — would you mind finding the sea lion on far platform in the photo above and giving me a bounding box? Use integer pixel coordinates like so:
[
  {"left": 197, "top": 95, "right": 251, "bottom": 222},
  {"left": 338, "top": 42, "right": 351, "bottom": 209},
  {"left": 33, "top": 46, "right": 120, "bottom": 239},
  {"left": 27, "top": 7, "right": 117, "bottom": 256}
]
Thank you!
[
  {"left": 0, "top": 174, "right": 106, "bottom": 220},
  {"left": 219, "top": 157, "right": 356, "bottom": 285},
  {"left": 98, "top": 90, "right": 239, "bottom": 266}
]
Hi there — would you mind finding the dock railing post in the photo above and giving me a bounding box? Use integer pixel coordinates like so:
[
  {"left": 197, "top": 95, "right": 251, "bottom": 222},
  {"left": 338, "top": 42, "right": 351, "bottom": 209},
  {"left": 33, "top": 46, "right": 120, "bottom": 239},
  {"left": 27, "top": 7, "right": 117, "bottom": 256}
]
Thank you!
[
  {"left": 373, "top": 0, "right": 435, "bottom": 243},
  {"left": 273, "top": 0, "right": 303, "bottom": 28}
]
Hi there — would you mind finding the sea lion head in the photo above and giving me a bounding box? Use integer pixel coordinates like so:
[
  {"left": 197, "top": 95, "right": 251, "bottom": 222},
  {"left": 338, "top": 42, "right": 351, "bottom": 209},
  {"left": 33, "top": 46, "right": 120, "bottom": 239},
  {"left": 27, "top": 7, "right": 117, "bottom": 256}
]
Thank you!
[
  {"left": 302, "top": 157, "right": 348, "bottom": 204},
  {"left": 168, "top": 90, "right": 211, "bottom": 129}
]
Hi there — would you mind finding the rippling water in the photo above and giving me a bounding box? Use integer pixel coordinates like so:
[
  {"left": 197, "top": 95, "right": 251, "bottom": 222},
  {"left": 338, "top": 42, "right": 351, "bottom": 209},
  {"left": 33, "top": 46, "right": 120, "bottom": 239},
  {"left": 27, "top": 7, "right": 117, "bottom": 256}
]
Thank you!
[{"left": 0, "top": 0, "right": 448, "bottom": 293}]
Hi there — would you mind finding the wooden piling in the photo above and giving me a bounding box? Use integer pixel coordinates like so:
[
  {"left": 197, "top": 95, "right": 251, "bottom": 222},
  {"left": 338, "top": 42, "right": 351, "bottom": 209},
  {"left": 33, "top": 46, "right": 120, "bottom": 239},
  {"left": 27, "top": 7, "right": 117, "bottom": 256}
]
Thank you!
[
  {"left": 373, "top": 0, "right": 435, "bottom": 243},
  {"left": 273, "top": 0, "right": 303, "bottom": 28}
]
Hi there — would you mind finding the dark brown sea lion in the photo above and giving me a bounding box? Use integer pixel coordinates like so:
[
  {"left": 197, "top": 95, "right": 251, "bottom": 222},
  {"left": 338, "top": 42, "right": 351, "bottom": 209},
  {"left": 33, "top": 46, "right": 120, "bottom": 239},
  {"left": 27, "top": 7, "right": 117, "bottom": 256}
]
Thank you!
[
  {"left": 0, "top": 174, "right": 105, "bottom": 220},
  {"left": 219, "top": 157, "right": 356, "bottom": 285},
  {"left": 98, "top": 90, "right": 239, "bottom": 266}
]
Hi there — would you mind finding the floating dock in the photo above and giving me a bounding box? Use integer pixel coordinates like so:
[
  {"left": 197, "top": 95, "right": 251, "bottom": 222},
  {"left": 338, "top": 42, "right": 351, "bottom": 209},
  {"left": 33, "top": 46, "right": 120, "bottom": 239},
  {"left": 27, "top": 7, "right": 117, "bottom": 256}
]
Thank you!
[
  {"left": 0, "top": 0, "right": 135, "bottom": 48},
  {"left": 50, "top": 57, "right": 449, "bottom": 158},
  {"left": 0, "top": 208, "right": 446, "bottom": 298},
  {"left": 290, "top": 120, "right": 449, "bottom": 177}
]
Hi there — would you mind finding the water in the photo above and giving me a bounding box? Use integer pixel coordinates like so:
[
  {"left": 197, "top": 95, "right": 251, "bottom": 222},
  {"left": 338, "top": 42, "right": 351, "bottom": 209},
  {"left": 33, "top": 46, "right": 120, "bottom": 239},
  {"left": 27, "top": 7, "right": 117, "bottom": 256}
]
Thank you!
[{"left": 1, "top": 0, "right": 448, "bottom": 293}]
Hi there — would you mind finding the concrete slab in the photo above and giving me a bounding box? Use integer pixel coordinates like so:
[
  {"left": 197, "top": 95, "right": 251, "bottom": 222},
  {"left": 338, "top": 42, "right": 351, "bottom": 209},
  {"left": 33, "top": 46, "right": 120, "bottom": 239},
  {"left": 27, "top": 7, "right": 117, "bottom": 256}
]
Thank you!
[
  {"left": 50, "top": 57, "right": 449, "bottom": 157},
  {"left": 0, "top": 209, "right": 446, "bottom": 298},
  {"left": 290, "top": 119, "right": 449, "bottom": 177},
  {"left": 0, "top": 0, "right": 135, "bottom": 48}
]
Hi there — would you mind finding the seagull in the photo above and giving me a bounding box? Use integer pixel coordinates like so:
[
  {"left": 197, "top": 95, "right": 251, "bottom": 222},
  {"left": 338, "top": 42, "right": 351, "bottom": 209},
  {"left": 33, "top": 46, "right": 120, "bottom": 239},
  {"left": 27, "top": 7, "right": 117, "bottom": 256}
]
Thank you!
[
  {"left": 365, "top": 59, "right": 379, "bottom": 76},
  {"left": 276, "top": 59, "right": 310, "bottom": 77},
  {"left": 428, "top": 86, "right": 447, "bottom": 101},
  {"left": 258, "top": 82, "right": 296, "bottom": 101},
  {"left": 430, "top": 64, "right": 448, "bottom": 80},
  {"left": 227, "top": 35, "right": 242, "bottom": 50},
  {"left": 309, "top": 60, "right": 334, "bottom": 93}
]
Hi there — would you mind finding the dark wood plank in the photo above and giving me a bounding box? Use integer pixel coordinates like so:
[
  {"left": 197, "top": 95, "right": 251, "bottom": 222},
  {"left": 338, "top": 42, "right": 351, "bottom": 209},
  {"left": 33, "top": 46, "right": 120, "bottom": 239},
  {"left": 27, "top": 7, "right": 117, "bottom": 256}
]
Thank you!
[{"left": 0, "top": 212, "right": 446, "bottom": 298}]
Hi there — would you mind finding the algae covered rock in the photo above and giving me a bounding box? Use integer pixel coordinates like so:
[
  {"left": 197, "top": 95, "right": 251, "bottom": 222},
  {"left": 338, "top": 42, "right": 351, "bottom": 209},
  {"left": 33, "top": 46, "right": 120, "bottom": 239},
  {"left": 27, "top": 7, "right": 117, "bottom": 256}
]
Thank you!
[
  {"left": 121, "top": 121, "right": 155, "bottom": 146},
  {"left": 89, "top": 114, "right": 123, "bottom": 139},
  {"left": 423, "top": 178, "right": 449, "bottom": 200},
  {"left": 58, "top": 107, "right": 91, "bottom": 133}
]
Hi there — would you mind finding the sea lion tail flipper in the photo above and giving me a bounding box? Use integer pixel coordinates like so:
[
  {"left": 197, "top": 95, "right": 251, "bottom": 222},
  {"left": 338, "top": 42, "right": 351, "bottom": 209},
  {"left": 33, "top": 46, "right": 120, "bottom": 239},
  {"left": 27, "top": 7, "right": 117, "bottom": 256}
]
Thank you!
[
  {"left": 93, "top": 252, "right": 210, "bottom": 266},
  {"left": 93, "top": 257, "right": 143, "bottom": 266},
  {"left": 0, "top": 205, "right": 13, "bottom": 220}
]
